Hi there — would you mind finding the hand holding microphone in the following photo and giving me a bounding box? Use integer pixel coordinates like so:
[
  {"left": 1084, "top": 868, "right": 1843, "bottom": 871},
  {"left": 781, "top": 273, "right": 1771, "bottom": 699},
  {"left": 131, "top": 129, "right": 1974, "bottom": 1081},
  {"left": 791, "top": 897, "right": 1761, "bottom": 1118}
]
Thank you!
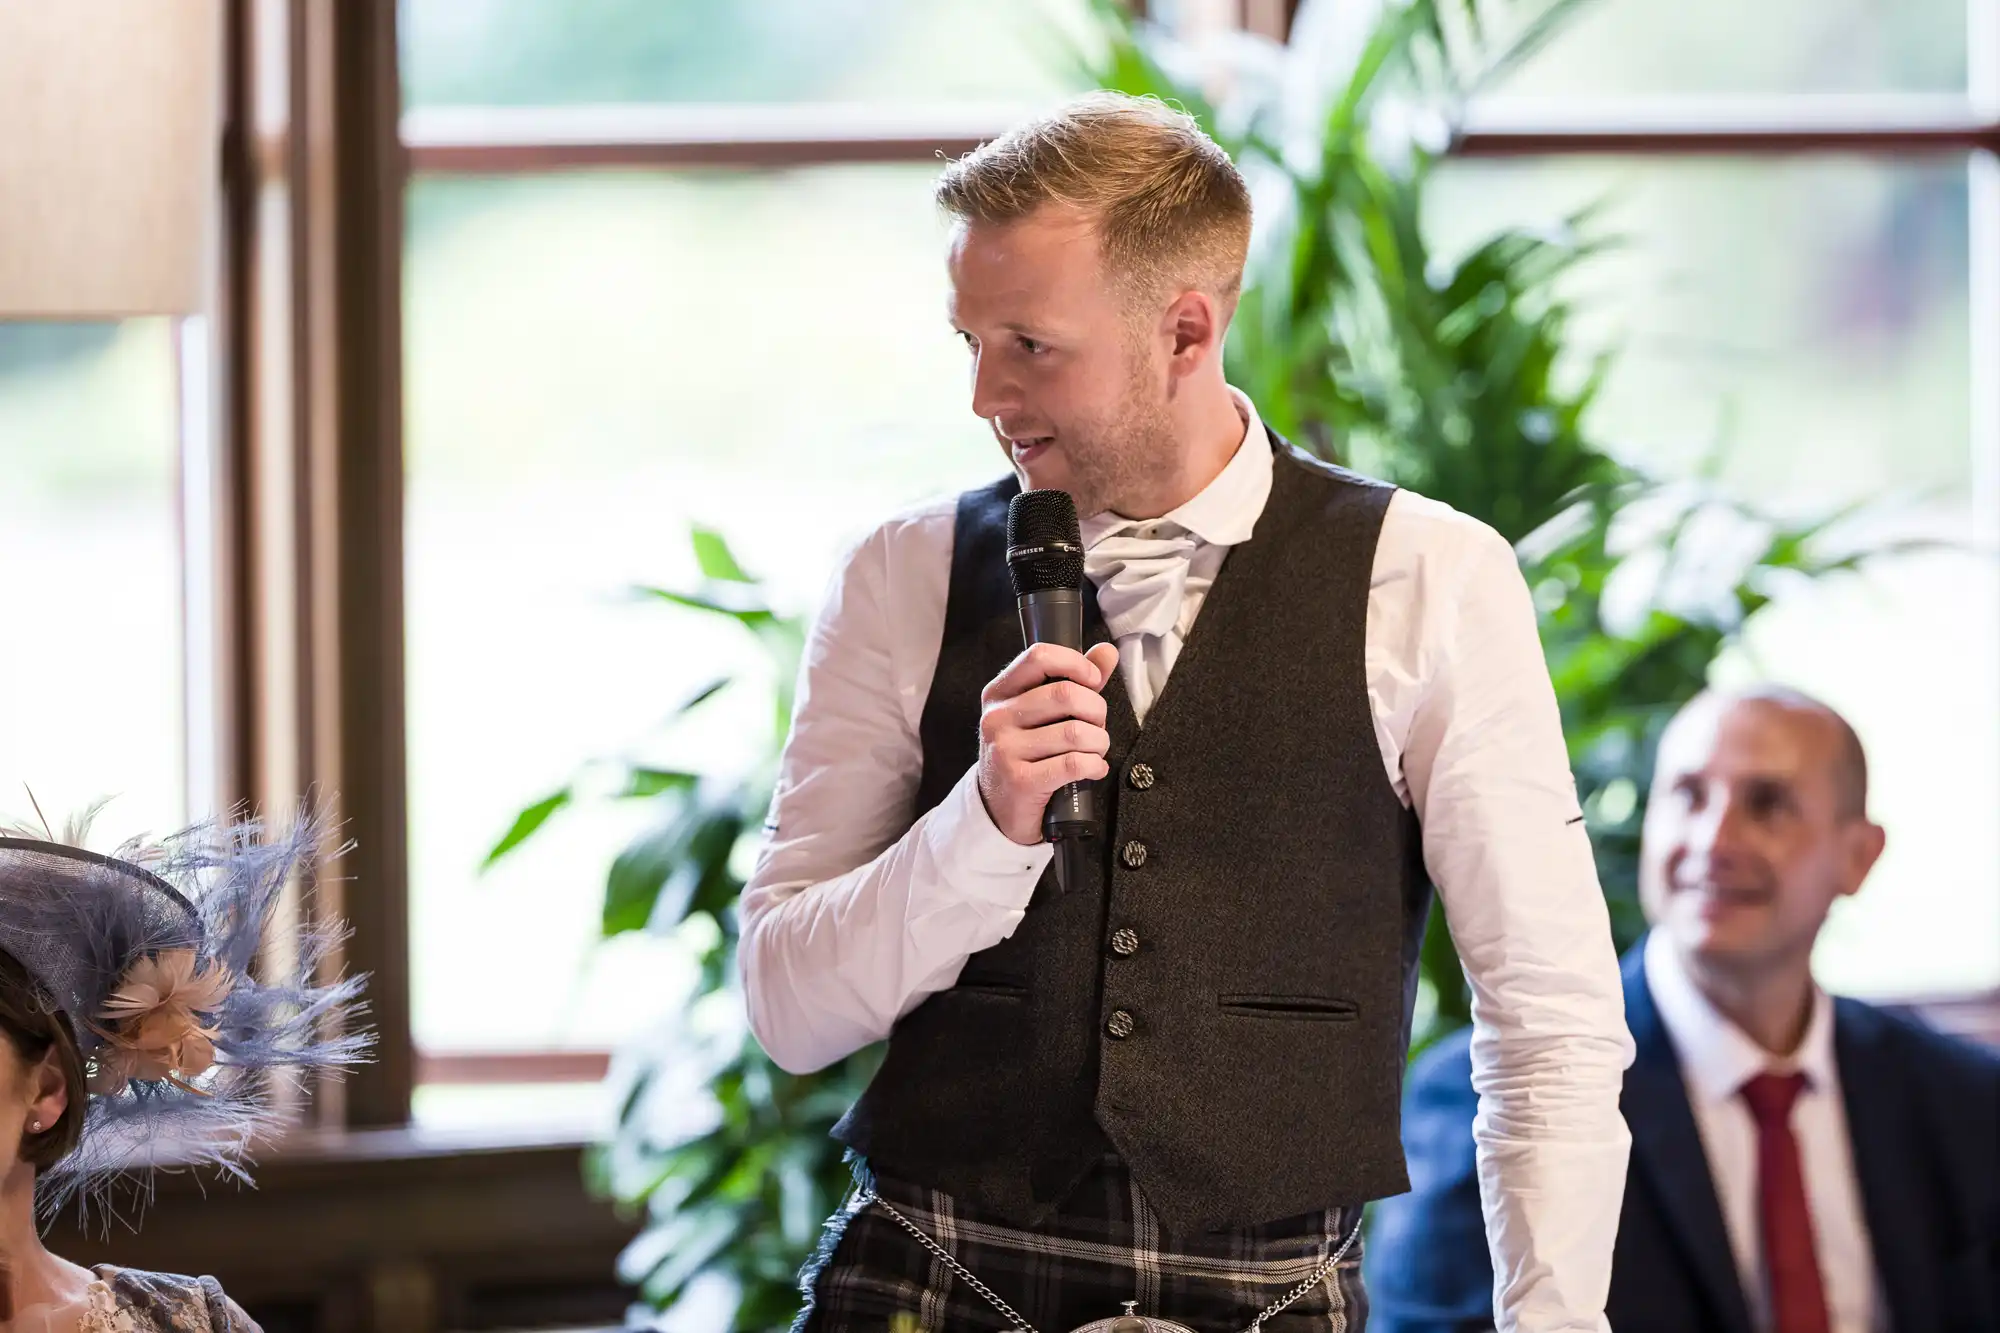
[
  {"left": 973, "top": 490, "right": 1116, "bottom": 890},
  {"left": 975, "top": 640, "right": 1117, "bottom": 848}
]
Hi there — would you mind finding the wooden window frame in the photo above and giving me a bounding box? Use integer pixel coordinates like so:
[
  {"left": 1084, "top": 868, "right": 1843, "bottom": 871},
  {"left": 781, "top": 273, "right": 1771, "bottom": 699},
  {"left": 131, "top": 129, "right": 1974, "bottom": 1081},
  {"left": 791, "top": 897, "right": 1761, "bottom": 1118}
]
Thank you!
[{"left": 213, "top": 0, "right": 413, "bottom": 1133}]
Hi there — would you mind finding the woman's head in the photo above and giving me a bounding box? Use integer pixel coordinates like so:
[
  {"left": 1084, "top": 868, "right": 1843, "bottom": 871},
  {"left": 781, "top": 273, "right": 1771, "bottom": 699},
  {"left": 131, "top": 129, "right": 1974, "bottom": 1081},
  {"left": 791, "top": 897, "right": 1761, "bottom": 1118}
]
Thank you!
[{"left": 0, "top": 949, "right": 84, "bottom": 1176}]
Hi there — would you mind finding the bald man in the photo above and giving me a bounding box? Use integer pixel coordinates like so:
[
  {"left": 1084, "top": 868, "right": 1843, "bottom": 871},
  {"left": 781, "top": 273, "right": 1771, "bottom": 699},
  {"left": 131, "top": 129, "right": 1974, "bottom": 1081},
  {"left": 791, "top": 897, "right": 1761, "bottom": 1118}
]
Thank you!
[{"left": 1369, "top": 687, "right": 2000, "bottom": 1333}]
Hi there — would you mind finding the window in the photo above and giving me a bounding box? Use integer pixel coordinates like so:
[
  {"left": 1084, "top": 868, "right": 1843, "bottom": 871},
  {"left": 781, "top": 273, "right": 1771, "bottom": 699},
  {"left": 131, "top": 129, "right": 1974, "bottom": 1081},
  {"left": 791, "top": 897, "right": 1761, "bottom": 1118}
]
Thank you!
[
  {"left": 0, "top": 321, "right": 188, "bottom": 837},
  {"left": 388, "top": 1, "right": 2000, "bottom": 1127},
  {"left": 1442, "top": 0, "right": 1998, "bottom": 995},
  {"left": 401, "top": 166, "right": 1003, "bottom": 1077},
  {"left": 1496, "top": 0, "right": 1965, "bottom": 96},
  {"left": 396, "top": 0, "right": 1097, "bottom": 1127},
  {"left": 401, "top": 0, "right": 1096, "bottom": 107},
  {"left": 1429, "top": 154, "right": 1997, "bottom": 994}
]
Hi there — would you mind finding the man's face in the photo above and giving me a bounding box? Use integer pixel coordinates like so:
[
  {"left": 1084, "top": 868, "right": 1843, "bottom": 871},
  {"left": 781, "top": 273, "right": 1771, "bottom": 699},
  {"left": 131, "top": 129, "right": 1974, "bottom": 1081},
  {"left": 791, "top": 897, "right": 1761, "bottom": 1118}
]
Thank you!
[
  {"left": 947, "top": 205, "right": 1176, "bottom": 519},
  {"left": 1639, "top": 697, "right": 1882, "bottom": 975}
]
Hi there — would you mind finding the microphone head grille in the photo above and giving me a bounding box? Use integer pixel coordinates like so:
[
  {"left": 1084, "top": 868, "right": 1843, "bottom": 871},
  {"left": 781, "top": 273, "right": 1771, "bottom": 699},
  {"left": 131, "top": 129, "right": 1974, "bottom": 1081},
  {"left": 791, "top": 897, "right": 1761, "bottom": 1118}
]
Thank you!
[{"left": 1006, "top": 489, "right": 1084, "bottom": 595}]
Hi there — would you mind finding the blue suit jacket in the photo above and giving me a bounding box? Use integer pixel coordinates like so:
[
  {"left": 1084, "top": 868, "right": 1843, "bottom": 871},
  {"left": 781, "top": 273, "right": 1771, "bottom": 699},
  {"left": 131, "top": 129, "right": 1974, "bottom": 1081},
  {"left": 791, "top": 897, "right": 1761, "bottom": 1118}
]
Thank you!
[{"left": 1367, "top": 945, "right": 2000, "bottom": 1333}]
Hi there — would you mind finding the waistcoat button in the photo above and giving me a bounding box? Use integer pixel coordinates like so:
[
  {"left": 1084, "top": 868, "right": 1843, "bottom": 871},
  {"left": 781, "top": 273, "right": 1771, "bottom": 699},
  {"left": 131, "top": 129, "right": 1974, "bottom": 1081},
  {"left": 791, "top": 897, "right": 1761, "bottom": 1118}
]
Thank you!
[
  {"left": 1127, "top": 762, "right": 1155, "bottom": 791},
  {"left": 1106, "top": 1009, "right": 1136, "bottom": 1039},
  {"left": 1120, "top": 840, "right": 1148, "bottom": 869},
  {"left": 1110, "top": 928, "right": 1139, "bottom": 957}
]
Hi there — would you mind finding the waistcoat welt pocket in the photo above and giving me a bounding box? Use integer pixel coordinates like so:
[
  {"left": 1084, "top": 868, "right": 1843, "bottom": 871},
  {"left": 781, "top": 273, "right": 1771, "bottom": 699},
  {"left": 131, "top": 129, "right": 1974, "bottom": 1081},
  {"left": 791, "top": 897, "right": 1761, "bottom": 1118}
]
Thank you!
[
  {"left": 952, "top": 979, "right": 1029, "bottom": 999},
  {"left": 1218, "top": 994, "right": 1359, "bottom": 1021}
]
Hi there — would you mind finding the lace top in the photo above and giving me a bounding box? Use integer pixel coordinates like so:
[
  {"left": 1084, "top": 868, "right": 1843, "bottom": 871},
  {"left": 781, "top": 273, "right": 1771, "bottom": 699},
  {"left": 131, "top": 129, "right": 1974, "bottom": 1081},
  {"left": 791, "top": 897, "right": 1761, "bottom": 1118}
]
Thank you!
[{"left": 77, "top": 1268, "right": 260, "bottom": 1333}]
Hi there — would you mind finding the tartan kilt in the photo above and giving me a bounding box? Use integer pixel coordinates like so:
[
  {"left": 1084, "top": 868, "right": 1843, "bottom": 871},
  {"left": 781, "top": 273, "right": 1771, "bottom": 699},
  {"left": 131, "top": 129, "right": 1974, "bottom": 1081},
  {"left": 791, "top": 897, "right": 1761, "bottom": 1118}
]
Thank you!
[{"left": 792, "top": 1154, "right": 1367, "bottom": 1333}]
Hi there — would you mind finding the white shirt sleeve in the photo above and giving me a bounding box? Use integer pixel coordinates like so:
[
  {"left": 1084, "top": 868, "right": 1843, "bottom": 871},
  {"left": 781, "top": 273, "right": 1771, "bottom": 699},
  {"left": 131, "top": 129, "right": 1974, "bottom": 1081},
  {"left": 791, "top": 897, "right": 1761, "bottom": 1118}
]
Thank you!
[
  {"left": 1377, "top": 496, "right": 1636, "bottom": 1333},
  {"left": 738, "top": 509, "right": 1052, "bottom": 1075}
]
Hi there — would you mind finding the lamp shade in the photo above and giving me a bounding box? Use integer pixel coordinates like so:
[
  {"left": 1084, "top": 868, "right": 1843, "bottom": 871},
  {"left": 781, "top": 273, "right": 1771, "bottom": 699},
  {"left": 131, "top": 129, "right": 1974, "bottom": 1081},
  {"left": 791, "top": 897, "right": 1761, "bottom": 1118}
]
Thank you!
[{"left": 0, "top": 0, "right": 221, "bottom": 318}]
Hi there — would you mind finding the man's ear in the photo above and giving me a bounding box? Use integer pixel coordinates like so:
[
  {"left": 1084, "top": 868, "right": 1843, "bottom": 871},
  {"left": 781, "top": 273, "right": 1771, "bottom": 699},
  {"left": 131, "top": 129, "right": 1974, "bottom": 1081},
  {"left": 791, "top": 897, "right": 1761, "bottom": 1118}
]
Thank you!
[
  {"left": 1161, "top": 288, "right": 1221, "bottom": 377},
  {"left": 1836, "top": 820, "right": 1886, "bottom": 900}
]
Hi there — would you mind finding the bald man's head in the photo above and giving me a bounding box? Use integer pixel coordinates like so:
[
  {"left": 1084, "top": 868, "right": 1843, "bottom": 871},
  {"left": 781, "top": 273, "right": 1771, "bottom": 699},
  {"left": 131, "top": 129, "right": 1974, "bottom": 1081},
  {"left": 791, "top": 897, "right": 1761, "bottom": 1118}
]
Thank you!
[
  {"left": 1639, "top": 685, "right": 1885, "bottom": 977},
  {"left": 1688, "top": 685, "right": 1870, "bottom": 819}
]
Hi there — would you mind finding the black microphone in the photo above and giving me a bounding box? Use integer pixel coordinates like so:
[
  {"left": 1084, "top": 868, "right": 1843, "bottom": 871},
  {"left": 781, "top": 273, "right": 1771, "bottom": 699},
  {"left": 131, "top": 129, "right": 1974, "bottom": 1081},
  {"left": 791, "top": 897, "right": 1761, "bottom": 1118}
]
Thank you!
[{"left": 1006, "top": 489, "right": 1100, "bottom": 893}]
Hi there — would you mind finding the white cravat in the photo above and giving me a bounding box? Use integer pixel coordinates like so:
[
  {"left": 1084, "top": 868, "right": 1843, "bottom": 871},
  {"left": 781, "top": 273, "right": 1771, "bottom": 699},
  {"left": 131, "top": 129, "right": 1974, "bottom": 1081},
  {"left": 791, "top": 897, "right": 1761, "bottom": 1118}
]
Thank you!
[
  {"left": 1084, "top": 522, "right": 1202, "bottom": 723},
  {"left": 1077, "top": 391, "right": 1274, "bottom": 724}
]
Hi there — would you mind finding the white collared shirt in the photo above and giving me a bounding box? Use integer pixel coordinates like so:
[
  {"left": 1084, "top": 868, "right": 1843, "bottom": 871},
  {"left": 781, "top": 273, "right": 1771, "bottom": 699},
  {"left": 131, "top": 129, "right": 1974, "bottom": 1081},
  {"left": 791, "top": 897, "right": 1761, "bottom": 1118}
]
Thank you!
[
  {"left": 741, "top": 390, "right": 1635, "bottom": 1333},
  {"left": 1075, "top": 402, "right": 1268, "bottom": 722},
  {"left": 1643, "top": 931, "right": 1886, "bottom": 1333}
]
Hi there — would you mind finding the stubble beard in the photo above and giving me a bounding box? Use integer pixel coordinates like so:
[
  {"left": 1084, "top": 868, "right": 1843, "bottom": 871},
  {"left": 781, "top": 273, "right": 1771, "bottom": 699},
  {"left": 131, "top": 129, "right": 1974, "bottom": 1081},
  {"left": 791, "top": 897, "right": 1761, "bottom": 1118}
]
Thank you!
[{"left": 1057, "top": 362, "right": 1178, "bottom": 521}]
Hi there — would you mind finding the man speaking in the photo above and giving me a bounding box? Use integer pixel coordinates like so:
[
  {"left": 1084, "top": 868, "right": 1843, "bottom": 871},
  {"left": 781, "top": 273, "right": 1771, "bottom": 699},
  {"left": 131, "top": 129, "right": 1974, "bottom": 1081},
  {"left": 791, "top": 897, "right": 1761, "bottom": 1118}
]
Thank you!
[{"left": 741, "top": 93, "right": 1633, "bottom": 1333}]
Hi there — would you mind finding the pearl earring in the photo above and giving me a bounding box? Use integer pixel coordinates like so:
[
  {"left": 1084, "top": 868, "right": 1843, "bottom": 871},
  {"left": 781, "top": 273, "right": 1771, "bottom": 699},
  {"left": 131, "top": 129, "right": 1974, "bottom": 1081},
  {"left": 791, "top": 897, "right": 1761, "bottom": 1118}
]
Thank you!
[{"left": 27, "top": 1119, "right": 41, "bottom": 1133}]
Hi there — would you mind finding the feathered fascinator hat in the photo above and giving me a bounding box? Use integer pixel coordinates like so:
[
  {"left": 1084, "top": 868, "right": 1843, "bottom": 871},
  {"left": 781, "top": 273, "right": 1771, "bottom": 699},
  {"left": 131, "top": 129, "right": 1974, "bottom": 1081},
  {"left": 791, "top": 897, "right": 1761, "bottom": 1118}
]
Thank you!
[{"left": 0, "top": 805, "right": 370, "bottom": 1225}]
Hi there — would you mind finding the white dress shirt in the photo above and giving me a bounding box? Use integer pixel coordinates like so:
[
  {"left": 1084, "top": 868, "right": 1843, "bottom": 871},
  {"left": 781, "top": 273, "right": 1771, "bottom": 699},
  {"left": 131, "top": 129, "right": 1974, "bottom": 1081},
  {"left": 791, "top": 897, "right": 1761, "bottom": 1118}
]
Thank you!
[
  {"left": 741, "top": 390, "right": 1635, "bottom": 1333},
  {"left": 1643, "top": 932, "right": 1885, "bottom": 1333},
  {"left": 1075, "top": 427, "right": 1262, "bottom": 721}
]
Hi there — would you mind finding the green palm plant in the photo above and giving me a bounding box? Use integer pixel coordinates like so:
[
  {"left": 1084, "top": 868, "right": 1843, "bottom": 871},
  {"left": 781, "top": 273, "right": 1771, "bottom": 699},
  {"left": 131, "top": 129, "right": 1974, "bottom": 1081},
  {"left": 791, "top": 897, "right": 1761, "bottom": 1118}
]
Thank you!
[{"left": 485, "top": 528, "right": 879, "bottom": 1325}]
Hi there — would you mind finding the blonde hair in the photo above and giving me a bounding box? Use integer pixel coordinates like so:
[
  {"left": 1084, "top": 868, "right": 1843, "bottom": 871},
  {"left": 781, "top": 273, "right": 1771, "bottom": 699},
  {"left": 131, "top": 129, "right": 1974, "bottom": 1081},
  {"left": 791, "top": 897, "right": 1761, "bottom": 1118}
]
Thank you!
[{"left": 936, "top": 91, "right": 1252, "bottom": 308}]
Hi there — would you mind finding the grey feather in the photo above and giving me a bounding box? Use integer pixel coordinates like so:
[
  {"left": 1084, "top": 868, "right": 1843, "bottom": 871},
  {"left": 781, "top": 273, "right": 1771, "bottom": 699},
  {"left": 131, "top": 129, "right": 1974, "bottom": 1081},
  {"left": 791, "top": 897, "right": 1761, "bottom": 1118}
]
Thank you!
[{"left": 0, "top": 810, "right": 371, "bottom": 1232}]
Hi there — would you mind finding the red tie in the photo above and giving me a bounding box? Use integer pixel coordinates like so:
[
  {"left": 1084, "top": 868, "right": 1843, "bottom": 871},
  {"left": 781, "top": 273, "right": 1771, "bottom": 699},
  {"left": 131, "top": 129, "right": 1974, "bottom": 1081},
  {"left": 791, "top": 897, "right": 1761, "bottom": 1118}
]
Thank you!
[{"left": 1740, "top": 1071, "right": 1831, "bottom": 1333}]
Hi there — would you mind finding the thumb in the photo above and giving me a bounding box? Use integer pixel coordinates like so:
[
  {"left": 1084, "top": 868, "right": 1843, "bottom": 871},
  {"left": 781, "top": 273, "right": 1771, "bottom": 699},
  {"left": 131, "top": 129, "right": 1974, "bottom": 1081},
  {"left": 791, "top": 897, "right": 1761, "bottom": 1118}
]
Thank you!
[{"left": 1085, "top": 642, "right": 1120, "bottom": 690}]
